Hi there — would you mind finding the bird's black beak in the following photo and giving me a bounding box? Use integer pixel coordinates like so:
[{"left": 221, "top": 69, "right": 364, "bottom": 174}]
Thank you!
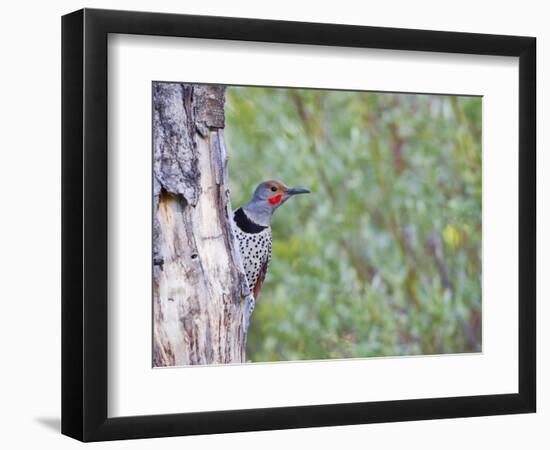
[{"left": 285, "top": 187, "right": 311, "bottom": 196}]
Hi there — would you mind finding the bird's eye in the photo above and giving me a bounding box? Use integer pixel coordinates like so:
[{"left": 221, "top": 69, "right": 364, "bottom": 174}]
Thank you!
[{"left": 270, "top": 186, "right": 277, "bottom": 192}]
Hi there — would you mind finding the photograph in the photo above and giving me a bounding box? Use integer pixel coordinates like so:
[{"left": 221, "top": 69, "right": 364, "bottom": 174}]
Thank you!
[
  {"left": 152, "top": 82, "right": 482, "bottom": 367},
  {"left": 48, "top": 3, "right": 538, "bottom": 445}
]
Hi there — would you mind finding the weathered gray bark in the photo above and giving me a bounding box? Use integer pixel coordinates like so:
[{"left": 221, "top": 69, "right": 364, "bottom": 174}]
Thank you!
[{"left": 153, "top": 83, "right": 251, "bottom": 366}]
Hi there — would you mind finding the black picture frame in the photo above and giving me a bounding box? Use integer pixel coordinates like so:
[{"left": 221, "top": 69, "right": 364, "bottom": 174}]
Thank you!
[{"left": 62, "top": 8, "right": 536, "bottom": 442}]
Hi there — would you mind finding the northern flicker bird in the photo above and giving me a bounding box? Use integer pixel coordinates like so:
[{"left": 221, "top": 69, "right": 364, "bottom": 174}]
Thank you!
[{"left": 232, "top": 180, "right": 310, "bottom": 304}]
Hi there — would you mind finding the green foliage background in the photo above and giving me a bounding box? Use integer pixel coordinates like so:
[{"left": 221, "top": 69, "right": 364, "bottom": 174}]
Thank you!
[{"left": 225, "top": 86, "right": 482, "bottom": 362}]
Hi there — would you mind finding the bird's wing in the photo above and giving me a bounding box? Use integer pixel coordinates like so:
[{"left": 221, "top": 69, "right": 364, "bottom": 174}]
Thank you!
[{"left": 252, "top": 259, "right": 269, "bottom": 301}]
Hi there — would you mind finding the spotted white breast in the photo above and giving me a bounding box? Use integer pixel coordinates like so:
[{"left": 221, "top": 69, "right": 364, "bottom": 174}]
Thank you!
[{"left": 231, "top": 208, "right": 272, "bottom": 297}]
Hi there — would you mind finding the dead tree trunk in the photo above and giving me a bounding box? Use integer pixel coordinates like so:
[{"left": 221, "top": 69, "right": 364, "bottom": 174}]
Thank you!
[{"left": 152, "top": 82, "right": 251, "bottom": 367}]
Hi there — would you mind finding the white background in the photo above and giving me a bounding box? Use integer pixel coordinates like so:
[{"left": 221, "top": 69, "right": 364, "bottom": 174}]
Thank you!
[
  {"left": 0, "top": 0, "right": 546, "bottom": 449},
  {"left": 109, "top": 35, "right": 518, "bottom": 417}
]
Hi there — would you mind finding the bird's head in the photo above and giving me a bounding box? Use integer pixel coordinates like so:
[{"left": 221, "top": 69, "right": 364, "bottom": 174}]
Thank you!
[
  {"left": 253, "top": 180, "right": 310, "bottom": 207},
  {"left": 243, "top": 180, "right": 310, "bottom": 225}
]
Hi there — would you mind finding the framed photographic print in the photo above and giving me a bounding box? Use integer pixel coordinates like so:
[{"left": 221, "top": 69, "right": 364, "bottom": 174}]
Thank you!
[{"left": 61, "top": 8, "right": 536, "bottom": 442}]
